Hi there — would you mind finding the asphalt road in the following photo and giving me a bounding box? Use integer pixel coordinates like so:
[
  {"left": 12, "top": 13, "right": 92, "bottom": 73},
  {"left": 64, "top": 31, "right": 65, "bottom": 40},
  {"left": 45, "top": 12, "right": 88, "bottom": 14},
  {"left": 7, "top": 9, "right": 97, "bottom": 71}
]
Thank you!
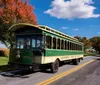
[
  {"left": 50, "top": 57, "right": 100, "bottom": 85},
  {"left": 0, "top": 56, "right": 99, "bottom": 85}
]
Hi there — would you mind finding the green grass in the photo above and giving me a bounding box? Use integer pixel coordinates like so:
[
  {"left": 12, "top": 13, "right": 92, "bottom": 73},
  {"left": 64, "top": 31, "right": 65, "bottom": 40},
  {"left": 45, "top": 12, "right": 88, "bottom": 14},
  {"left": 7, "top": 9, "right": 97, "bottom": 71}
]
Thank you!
[
  {"left": 0, "top": 56, "right": 10, "bottom": 72},
  {"left": 84, "top": 52, "right": 96, "bottom": 56},
  {"left": 0, "top": 56, "right": 8, "bottom": 66}
]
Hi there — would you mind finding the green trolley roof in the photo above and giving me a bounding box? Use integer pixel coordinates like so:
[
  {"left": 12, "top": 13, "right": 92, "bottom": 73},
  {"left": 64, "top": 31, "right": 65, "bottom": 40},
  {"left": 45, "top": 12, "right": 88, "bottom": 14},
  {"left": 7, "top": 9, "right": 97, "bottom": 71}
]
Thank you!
[{"left": 9, "top": 23, "right": 84, "bottom": 45}]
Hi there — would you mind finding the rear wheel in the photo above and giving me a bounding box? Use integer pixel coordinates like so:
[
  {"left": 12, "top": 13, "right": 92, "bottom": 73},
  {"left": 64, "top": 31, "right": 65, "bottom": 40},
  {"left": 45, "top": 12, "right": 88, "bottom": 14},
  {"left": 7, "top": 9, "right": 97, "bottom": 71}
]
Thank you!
[{"left": 50, "top": 59, "right": 59, "bottom": 73}]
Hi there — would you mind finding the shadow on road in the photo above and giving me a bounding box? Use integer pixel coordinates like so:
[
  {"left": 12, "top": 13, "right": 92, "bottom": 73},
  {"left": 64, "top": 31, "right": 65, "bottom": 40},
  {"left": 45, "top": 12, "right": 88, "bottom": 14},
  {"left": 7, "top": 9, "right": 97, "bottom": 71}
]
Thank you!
[
  {"left": 0, "top": 67, "right": 37, "bottom": 78},
  {"left": 0, "top": 62, "right": 75, "bottom": 77},
  {"left": 0, "top": 65, "right": 32, "bottom": 78}
]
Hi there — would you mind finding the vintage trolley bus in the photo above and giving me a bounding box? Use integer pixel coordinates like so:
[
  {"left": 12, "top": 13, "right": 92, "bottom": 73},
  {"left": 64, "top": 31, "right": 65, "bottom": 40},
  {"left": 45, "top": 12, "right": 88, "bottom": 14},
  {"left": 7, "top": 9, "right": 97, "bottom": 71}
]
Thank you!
[{"left": 8, "top": 23, "right": 84, "bottom": 73}]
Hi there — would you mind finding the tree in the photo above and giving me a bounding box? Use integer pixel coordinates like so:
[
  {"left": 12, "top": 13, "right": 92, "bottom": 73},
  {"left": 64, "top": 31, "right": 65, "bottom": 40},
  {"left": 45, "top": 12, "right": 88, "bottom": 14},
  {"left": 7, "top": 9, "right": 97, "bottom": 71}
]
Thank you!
[
  {"left": 74, "top": 36, "right": 81, "bottom": 41},
  {"left": 74, "top": 36, "right": 92, "bottom": 53},
  {"left": 0, "top": 0, "right": 38, "bottom": 48},
  {"left": 90, "top": 36, "right": 100, "bottom": 54}
]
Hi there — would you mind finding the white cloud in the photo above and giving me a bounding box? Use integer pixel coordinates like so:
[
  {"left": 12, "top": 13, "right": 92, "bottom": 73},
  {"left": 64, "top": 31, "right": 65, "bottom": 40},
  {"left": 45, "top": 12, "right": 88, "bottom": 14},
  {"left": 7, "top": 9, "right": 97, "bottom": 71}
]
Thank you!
[
  {"left": 44, "top": 0, "right": 100, "bottom": 19},
  {"left": 73, "top": 28, "right": 79, "bottom": 31},
  {"left": 60, "top": 26, "right": 69, "bottom": 29}
]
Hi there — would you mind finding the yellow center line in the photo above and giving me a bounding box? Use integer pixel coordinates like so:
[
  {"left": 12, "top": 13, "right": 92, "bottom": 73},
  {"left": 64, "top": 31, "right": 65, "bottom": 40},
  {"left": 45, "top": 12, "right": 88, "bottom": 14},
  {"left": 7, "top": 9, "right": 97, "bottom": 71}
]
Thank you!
[{"left": 36, "top": 59, "right": 95, "bottom": 85}]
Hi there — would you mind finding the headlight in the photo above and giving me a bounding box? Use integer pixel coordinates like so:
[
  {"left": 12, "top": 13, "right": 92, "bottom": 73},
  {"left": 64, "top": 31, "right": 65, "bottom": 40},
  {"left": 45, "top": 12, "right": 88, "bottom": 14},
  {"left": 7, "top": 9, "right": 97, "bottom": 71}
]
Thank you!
[
  {"left": 16, "top": 55, "right": 20, "bottom": 59},
  {"left": 16, "top": 50, "right": 20, "bottom": 59}
]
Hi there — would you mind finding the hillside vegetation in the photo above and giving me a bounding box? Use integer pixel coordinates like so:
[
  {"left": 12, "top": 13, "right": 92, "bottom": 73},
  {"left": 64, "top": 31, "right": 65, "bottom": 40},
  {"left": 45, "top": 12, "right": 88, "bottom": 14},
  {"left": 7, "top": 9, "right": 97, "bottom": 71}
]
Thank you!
[{"left": 0, "top": 48, "right": 9, "bottom": 57}]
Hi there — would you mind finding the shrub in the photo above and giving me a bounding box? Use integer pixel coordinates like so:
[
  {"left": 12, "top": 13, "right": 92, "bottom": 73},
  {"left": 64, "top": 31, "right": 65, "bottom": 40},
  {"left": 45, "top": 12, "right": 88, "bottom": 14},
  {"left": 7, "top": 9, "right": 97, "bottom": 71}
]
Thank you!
[
  {"left": 0, "top": 48, "right": 9, "bottom": 57},
  {"left": 0, "top": 50, "right": 5, "bottom": 56}
]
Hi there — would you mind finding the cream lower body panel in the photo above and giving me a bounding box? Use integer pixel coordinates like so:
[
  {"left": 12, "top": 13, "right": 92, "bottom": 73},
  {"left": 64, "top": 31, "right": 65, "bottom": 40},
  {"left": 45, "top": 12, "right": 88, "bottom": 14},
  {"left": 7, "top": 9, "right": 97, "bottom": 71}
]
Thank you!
[
  {"left": 33, "top": 56, "right": 42, "bottom": 64},
  {"left": 33, "top": 56, "right": 46, "bottom": 64},
  {"left": 43, "top": 55, "right": 84, "bottom": 64}
]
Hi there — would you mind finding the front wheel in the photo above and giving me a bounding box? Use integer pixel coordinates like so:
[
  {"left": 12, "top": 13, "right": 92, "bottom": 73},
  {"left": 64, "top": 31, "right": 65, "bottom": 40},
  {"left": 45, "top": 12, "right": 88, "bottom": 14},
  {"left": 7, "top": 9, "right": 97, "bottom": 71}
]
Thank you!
[{"left": 50, "top": 59, "right": 59, "bottom": 73}]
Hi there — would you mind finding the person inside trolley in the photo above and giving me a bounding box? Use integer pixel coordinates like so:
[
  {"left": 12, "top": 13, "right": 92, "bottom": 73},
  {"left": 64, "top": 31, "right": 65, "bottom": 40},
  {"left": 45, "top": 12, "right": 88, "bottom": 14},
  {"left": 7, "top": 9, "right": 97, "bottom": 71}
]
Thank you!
[{"left": 24, "top": 38, "right": 31, "bottom": 49}]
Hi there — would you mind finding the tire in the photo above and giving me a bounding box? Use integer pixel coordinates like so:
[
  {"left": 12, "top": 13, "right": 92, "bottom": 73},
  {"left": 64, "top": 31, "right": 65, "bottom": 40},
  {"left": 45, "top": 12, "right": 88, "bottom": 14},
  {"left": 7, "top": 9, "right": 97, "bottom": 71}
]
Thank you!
[
  {"left": 50, "top": 59, "right": 59, "bottom": 73},
  {"left": 72, "top": 59, "right": 79, "bottom": 65}
]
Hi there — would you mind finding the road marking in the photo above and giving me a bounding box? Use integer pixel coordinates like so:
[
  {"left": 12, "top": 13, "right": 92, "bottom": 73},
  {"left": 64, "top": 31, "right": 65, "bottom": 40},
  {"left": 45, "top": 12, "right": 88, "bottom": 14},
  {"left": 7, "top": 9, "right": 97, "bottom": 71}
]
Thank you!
[{"left": 36, "top": 59, "right": 95, "bottom": 85}]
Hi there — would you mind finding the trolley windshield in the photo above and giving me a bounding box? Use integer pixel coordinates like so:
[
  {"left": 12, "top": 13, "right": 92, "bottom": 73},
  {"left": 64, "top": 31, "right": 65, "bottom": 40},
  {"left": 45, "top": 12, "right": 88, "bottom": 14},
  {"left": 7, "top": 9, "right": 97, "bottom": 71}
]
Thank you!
[{"left": 16, "top": 35, "right": 44, "bottom": 49}]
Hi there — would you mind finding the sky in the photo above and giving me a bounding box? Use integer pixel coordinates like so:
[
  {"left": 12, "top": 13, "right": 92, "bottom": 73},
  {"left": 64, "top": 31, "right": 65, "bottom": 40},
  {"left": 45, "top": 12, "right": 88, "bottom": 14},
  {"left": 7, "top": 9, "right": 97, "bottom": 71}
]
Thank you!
[
  {"left": 0, "top": 0, "right": 100, "bottom": 48},
  {"left": 0, "top": 42, "right": 6, "bottom": 48},
  {"left": 30, "top": 0, "right": 100, "bottom": 38}
]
